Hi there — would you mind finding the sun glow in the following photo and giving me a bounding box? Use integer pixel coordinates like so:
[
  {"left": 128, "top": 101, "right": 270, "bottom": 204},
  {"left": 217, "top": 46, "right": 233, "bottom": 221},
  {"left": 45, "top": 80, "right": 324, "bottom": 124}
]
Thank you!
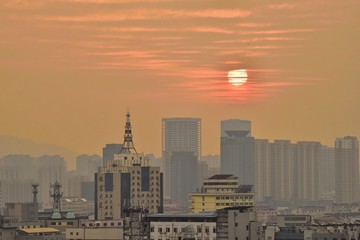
[{"left": 228, "top": 69, "right": 248, "bottom": 86}]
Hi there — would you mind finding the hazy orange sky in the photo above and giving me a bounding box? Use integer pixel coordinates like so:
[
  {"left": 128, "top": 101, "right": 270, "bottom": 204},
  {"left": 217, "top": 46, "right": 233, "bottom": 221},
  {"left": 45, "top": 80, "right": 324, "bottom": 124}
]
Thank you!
[{"left": 1, "top": 0, "right": 360, "bottom": 158}]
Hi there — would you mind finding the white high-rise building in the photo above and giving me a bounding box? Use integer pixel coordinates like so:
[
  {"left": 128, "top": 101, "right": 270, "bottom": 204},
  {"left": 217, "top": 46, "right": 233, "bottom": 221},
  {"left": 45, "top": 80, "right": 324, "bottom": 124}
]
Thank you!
[
  {"left": 335, "top": 136, "right": 359, "bottom": 204},
  {"left": 162, "top": 118, "right": 201, "bottom": 200}
]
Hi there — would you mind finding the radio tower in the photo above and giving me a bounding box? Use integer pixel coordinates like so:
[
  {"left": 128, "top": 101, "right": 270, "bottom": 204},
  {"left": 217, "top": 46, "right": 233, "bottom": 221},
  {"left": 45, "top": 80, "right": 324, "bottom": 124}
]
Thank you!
[
  {"left": 120, "top": 112, "right": 138, "bottom": 154},
  {"left": 50, "top": 181, "right": 63, "bottom": 213}
]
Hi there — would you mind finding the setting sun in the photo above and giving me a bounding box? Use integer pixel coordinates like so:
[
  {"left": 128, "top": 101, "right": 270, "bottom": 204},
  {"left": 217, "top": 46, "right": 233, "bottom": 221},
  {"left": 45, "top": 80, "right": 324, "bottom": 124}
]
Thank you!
[{"left": 228, "top": 69, "right": 248, "bottom": 86}]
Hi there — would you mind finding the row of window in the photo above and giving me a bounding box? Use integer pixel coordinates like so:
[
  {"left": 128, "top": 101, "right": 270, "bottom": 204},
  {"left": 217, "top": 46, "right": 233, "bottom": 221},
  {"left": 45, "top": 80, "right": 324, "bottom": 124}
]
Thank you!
[
  {"left": 150, "top": 226, "right": 215, "bottom": 234},
  {"left": 215, "top": 202, "right": 251, "bottom": 206},
  {"left": 215, "top": 196, "right": 252, "bottom": 200}
]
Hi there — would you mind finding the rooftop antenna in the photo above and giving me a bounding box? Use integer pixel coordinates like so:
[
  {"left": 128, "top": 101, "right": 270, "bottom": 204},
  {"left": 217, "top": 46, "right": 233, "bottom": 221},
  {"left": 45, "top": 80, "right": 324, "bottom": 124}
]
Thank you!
[{"left": 119, "top": 111, "right": 138, "bottom": 154}]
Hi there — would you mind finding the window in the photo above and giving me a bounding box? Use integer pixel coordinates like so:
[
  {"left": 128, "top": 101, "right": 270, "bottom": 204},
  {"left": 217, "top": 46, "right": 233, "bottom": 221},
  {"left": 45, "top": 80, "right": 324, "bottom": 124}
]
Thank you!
[
  {"left": 158, "top": 228, "right": 162, "bottom": 233},
  {"left": 166, "top": 228, "right": 170, "bottom": 232}
]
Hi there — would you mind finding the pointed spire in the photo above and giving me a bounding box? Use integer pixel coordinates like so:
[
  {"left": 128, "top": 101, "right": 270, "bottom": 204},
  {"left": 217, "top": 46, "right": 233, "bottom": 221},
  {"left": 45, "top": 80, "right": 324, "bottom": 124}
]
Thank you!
[{"left": 120, "top": 111, "right": 138, "bottom": 154}]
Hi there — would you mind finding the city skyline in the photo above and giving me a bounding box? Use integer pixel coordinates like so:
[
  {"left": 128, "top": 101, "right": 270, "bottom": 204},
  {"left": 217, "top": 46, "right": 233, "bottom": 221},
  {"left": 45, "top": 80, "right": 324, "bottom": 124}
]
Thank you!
[{"left": 1, "top": 0, "right": 360, "bottom": 158}]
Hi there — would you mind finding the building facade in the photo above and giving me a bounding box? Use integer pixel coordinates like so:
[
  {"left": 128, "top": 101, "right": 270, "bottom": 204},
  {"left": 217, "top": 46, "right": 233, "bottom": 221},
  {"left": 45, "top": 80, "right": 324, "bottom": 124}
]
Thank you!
[
  {"left": 189, "top": 175, "right": 254, "bottom": 214},
  {"left": 95, "top": 112, "right": 163, "bottom": 220},
  {"left": 335, "top": 136, "right": 359, "bottom": 204},
  {"left": 220, "top": 119, "right": 255, "bottom": 186},
  {"left": 162, "top": 118, "right": 201, "bottom": 201}
]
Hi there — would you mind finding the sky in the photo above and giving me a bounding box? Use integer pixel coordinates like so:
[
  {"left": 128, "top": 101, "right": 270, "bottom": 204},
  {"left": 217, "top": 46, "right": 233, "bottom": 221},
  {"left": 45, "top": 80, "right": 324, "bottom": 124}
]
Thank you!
[{"left": 1, "top": 0, "right": 360, "bottom": 159}]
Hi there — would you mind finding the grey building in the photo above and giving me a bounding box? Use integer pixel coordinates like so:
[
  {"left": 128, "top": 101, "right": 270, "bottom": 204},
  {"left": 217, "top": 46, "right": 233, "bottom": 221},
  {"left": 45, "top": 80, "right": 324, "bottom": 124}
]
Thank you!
[
  {"left": 220, "top": 119, "right": 255, "bottom": 185},
  {"left": 76, "top": 154, "right": 102, "bottom": 180},
  {"left": 216, "top": 206, "right": 261, "bottom": 240},
  {"left": 102, "top": 143, "right": 123, "bottom": 166},
  {"left": 162, "top": 118, "right": 201, "bottom": 200},
  {"left": 319, "top": 146, "right": 335, "bottom": 200},
  {"left": 335, "top": 136, "right": 360, "bottom": 204},
  {"left": 170, "top": 151, "right": 198, "bottom": 208}
]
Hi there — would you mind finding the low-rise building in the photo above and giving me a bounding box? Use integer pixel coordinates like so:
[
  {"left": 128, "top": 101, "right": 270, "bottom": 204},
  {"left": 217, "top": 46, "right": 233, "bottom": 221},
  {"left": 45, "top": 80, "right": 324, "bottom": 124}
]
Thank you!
[
  {"left": 189, "top": 174, "right": 254, "bottom": 213},
  {"left": 17, "top": 227, "right": 65, "bottom": 240},
  {"left": 61, "top": 197, "right": 93, "bottom": 216},
  {"left": 216, "top": 206, "right": 261, "bottom": 240},
  {"left": 66, "top": 220, "right": 123, "bottom": 240},
  {"left": 0, "top": 215, "right": 18, "bottom": 240},
  {"left": 146, "top": 212, "right": 217, "bottom": 240}
]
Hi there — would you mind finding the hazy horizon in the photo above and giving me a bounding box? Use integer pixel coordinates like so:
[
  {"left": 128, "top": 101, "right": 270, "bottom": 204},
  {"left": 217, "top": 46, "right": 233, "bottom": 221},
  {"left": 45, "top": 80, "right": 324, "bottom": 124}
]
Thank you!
[{"left": 1, "top": 0, "right": 359, "bottom": 157}]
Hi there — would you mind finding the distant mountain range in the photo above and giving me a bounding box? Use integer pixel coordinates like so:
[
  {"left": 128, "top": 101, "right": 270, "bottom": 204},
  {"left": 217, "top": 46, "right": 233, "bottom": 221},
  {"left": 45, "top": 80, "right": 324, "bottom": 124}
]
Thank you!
[{"left": 0, "top": 135, "right": 79, "bottom": 169}]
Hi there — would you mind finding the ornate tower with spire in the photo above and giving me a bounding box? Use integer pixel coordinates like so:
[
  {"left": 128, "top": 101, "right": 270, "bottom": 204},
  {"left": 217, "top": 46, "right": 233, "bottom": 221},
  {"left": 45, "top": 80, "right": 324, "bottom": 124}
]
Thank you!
[
  {"left": 120, "top": 112, "right": 137, "bottom": 154},
  {"left": 95, "top": 111, "right": 164, "bottom": 220}
]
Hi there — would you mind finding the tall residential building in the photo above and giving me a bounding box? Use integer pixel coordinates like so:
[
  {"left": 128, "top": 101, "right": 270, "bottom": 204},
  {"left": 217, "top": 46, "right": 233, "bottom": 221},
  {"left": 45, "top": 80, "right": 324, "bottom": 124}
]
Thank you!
[
  {"left": 37, "top": 155, "right": 67, "bottom": 207},
  {"left": 335, "top": 136, "right": 359, "bottom": 204},
  {"left": 270, "top": 140, "right": 294, "bottom": 201},
  {"left": 162, "top": 118, "right": 201, "bottom": 199},
  {"left": 0, "top": 155, "right": 36, "bottom": 207},
  {"left": 102, "top": 143, "right": 123, "bottom": 166},
  {"left": 220, "top": 119, "right": 255, "bottom": 185},
  {"left": 319, "top": 146, "right": 335, "bottom": 200},
  {"left": 76, "top": 154, "right": 102, "bottom": 181},
  {"left": 254, "top": 139, "right": 271, "bottom": 202},
  {"left": 293, "top": 141, "right": 321, "bottom": 201},
  {"left": 95, "top": 112, "right": 163, "bottom": 220}
]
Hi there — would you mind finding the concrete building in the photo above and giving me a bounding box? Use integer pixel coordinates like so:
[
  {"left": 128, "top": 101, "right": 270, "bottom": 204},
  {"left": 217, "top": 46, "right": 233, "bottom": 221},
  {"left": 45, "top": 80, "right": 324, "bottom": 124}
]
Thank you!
[
  {"left": 162, "top": 118, "right": 201, "bottom": 199},
  {"left": 95, "top": 112, "right": 163, "bottom": 220},
  {"left": 95, "top": 152, "right": 163, "bottom": 220},
  {"left": 17, "top": 228, "right": 65, "bottom": 240},
  {"left": 146, "top": 212, "right": 217, "bottom": 240},
  {"left": 189, "top": 175, "right": 254, "bottom": 214},
  {"left": 66, "top": 219, "right": 123, "bottom": 240},
  {"left": 255, "top": 139, "right": 272, "bottom": 202},
  {"left": 66, "top": 173, "right": 87, "bottom": 198},
  {"left": 102, "top": 144, "right": 123, "bottom": 166},
  {"left": 37, "top": 155, "right": 67, "bottom": 207},
  {"left": 271, "top": 140, "right": 294, "bottom": 201},
  {"left": 4, "top": 202, "right": 38, "bottom": 222},
  {"left": 0, "top": 215, "right": 18, "bottom": 240},
  {"left": 220, "top": 119, "right": 255, "bottom": 186},
  {"left": 0, "top": 155, "right": 36, "bottom": 208},
  {"left": 170, "top": 151, "right": 198, "bottom": 208},
  {"left": 75, "top": 154, "right": 101, "bottom": 181},
  {"left": 335, "top": 136, "right": 360, "bottom": 204},
  {"left": 319, "top": 146, "right": 335, "bottom": 200},
  {"left": 216, "top": 206, "right": 261, "bottom": 240},
  {"left": 293, "top": 141, "right": 322, "bottom": 201},
  {"left": 60, "top": 198, "right": 93, "bottom": 216},
  {"left": 80, "top": 181, "right": 95, "bottom": 201}
]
